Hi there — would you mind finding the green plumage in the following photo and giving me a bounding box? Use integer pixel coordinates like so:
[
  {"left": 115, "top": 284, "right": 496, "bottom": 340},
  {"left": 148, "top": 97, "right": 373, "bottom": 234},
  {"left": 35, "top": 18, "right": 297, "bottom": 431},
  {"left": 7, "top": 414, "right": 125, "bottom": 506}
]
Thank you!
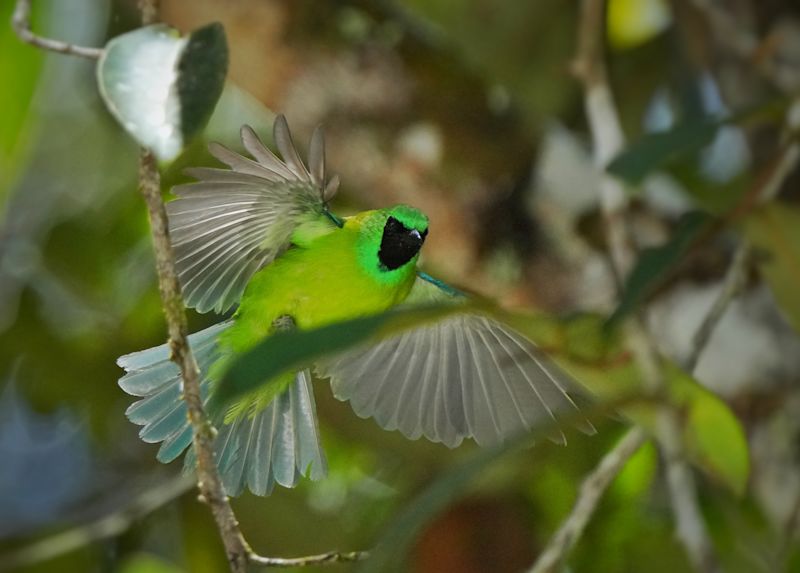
[{"left": 117, "top": 116, "right": 590, "bottom": 497}]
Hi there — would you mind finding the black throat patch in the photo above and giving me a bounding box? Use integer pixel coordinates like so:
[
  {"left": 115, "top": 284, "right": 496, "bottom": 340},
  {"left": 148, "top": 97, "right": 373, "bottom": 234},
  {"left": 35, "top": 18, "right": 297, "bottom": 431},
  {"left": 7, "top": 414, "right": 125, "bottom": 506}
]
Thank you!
[{"left": 378, "top": 216, "right": 426, "bottom": 271}]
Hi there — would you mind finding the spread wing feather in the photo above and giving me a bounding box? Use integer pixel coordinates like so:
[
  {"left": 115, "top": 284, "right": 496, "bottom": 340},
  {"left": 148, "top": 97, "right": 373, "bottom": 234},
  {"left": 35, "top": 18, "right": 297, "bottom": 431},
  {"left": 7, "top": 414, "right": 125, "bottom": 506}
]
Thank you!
[
  {"left": 167, "top": 115, "right": 337, "bottom": 314},
  {"left": 117, "top": 322, "right": 327, "bottom": 496},
  {"left": 317, "top": 276, "right": 593, "bottom": 448}
]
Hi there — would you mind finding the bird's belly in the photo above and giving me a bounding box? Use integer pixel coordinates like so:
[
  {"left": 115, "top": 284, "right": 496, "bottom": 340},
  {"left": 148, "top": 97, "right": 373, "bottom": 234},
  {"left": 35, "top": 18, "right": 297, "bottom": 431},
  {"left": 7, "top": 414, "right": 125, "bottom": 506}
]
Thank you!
[
  {"left": 287, "top": 262, "right": 409, "bottom": 330},
  {"left": 230, "top": 247, "right": 414, "bottom": 351}
]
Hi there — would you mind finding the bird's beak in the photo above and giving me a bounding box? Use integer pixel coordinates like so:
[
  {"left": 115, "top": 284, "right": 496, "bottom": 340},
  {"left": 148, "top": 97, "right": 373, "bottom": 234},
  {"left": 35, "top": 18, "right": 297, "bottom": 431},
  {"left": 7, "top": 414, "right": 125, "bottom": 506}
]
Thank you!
[{"left": 410, "top": 229, "right": 422, "bottom": 241}]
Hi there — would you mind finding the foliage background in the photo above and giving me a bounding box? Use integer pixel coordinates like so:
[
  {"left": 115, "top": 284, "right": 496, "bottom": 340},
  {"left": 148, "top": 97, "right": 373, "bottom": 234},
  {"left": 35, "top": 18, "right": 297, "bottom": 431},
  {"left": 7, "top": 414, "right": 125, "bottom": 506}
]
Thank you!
[{"left": 1, "top": 0, "right": 800, "bottom": 572}]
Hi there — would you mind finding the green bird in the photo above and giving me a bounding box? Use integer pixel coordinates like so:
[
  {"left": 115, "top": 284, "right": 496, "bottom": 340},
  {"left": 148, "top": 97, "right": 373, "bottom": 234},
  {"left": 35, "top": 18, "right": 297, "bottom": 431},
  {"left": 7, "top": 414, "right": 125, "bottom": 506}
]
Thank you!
[{"left": 118, "top": 115, "right": 590, "bottom": 496}]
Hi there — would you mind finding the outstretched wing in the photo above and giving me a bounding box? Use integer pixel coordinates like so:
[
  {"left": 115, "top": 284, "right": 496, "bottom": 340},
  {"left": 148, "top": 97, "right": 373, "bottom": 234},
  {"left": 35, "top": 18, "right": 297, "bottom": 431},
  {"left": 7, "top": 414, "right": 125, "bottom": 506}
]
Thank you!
[
  {"left": 168, "top": 115, "right": 341, "bottom": 314},
  {"left": 316, "top": 274, "right": 593, "bottom": 448}
]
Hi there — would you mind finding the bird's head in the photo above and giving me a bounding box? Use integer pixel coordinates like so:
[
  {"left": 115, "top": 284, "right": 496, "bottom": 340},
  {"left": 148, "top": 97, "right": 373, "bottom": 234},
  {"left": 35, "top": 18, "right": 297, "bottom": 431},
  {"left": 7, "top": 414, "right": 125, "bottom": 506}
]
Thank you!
[{"left": 349, "top": 204, "right": 429, "bottom": 275}]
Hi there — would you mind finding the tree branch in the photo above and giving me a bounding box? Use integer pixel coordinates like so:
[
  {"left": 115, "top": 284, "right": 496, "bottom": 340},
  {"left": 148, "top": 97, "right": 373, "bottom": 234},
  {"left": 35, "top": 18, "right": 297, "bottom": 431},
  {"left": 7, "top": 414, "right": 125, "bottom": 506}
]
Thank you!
[
  {"left": 0, "top": 476, "right": 194, "bottom": 572},
  {"left": 570, "top": 1, "right": 721, "bottom": 572},
  {"left": 527, "top": 428, "right": 648, "bottom": 573},
  {"left": 685, "top": 241, "right": 751, "bottom": 373},
  {"left": 12, "top": 2, "right": 369, "bottom": 568},
  {"left": 250, "top": 551, "right": 369, "bottom": 568},
  {"left": 11, "top": 0, "right": 103, "bottom": 59},
  {"left": 138, "top": 150, "right": 252, "bottom": 572},
  {"left": 686, "top": 0, "right": 792, "bottom": 93}
]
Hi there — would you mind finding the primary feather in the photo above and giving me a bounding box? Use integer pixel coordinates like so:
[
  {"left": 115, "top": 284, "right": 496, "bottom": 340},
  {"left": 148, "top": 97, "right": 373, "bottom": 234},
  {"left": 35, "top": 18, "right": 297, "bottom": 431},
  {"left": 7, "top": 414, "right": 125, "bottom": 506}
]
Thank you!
[
  {"left": 168, "top": 117, "right": 337, "bottom": 314},
  {"left": 118, "top": 115, "right": 590, "bottom": 497}
]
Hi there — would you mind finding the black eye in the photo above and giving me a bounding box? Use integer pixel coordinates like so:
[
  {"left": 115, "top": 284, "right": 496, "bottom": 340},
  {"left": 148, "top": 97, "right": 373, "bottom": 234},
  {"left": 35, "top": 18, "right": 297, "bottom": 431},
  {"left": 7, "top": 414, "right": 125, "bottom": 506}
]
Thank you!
[{"left": 378, "top": 216, "right": 425, "bottom": 271}]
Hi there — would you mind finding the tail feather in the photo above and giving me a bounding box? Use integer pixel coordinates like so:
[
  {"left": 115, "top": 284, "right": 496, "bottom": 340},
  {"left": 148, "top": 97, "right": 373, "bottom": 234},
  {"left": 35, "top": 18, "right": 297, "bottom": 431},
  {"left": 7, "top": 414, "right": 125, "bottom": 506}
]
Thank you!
[
  {"left": 117, "top": 321, "right": 327, "bottom": 496},
  {"left": 188, "top": 370, "right": 328, "bottom": 496}
]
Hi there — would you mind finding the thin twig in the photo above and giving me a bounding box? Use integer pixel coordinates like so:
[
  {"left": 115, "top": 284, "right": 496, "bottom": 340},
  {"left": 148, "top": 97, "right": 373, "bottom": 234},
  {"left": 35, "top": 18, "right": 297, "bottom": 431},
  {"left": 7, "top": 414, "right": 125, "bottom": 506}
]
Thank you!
[
  {"left": 777, "top": 491, "right": 800, "bottom": 572},
  {"left": 139, "top": 147, "right": 251, "bottom": 573},
  {"left": 687, "top": 0, "right": 794, "bottom": 94},
  {"left": 11, "top": 0, "right": 103, "bottom": 59},
  {"left": 136, "top": 8, "right": 253, "bottom": 567},
  {"left": 138, "top": 0, "right": 160, "bottom": 26},
  {"left": 571, "top": 0, "right": 632, "bottom": 282},
  {"left": 527, "top": 428, "right": 648, "bottom": 573},
  {"left": 572, "top": 1, "right": 721, "bottom": 572},
  {"left": 0, "top": 476, "right": 194, "bottom": 571},
  {"left": 250, "top": 551, "right": 370, "bottom": 568},
  {"left": 685, "top": 242, "right": 751, "bottom": 373}
]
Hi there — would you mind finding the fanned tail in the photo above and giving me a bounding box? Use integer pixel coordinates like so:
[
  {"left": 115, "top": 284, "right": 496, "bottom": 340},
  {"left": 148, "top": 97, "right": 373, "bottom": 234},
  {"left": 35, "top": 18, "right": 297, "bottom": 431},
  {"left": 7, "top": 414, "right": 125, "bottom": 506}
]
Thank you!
[{"left": 117, "top": 322, "right": 327, "bottom": 496}]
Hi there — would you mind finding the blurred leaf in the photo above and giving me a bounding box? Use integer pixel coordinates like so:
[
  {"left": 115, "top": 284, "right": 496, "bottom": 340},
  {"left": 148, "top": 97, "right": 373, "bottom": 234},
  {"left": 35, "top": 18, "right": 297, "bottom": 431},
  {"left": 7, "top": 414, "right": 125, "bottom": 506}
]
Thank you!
[
  {"left": 514, "top": 313, "right": 749, "bottom": 493},
  {"left": 678, "top": 376, "right": 750, "bottom": 496},
  {"left": 118, "top": 554, "right": 184, "bottom": 573},
  {"left": 608, "top": 211, "right": 711, "bottom": 326},
  {"left": 357, "top": 391, "right": 640, "bottom": 573},
  {"left": 609, "top": 99, "right": 786, "bottom": 185},
  {"left": 611, "top": 439, "right": 657, "bottom": 499},
  {"left": 0, "top": 382, "right": 94, "bottom": 537},
  {"left": 608, "top": 0, "right": 671, "bottom": 51},
  {"left": 97, "top": 23, "right": 228, "bottom": 161},
  {"left": 608, "top": 120, "right": 721, "bottom": 184},
  {"left": 216, "top": 303, "right": 475, "bottom": 409},
  {"left": 631, "top": 365, "right": 749, "bottom": 495},
  {"left": 0, "top": 1, "right": 44, "bottom": 194},
  {"left": 357, "top": 438, "right": 524, "bottom": 573},
  {"left": 744, "top": 203, "right": 800, "bottom": 334},
  {"left": 205, "top": 83, "right": 276, "bottom": 149}
]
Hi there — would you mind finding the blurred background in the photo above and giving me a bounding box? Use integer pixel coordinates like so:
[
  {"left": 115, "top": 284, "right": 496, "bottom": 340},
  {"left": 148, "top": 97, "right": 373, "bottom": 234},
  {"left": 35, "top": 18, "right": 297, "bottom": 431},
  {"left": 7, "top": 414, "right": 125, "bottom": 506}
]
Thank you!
[{"left": 2, "top": 0, "right": 800, "bottom": 571}]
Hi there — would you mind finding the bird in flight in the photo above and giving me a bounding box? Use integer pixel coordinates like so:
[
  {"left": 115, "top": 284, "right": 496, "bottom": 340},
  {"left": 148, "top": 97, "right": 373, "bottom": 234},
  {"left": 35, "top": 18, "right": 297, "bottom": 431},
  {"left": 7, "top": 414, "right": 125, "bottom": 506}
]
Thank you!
[{"left": 117, "top": 115, "right": 590, "bottom": 496}]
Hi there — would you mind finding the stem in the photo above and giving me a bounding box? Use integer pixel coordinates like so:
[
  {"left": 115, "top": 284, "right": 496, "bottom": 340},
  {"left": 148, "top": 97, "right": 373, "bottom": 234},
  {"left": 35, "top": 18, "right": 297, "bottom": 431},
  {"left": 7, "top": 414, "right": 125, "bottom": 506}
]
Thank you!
[
  {"left": 11, "top": 0, "right": 103, "bottom": 59},
  {"left": 685, "top": 242, "right": 751, "bottom": 373},
  {"left": 138, "top": 150, "right": 252, "bottom": 572},
  {"left": 527, "top": 428, "right": 648, "bottom": 573},
  {"left": 572, "top": 1, "right": 721, "bottom": 571},
  {"left": 0, "top": 476, "right": 194, "bottom": 571},
  {"left": 250, "top": 551, "right": 369, "bottom": 568}
]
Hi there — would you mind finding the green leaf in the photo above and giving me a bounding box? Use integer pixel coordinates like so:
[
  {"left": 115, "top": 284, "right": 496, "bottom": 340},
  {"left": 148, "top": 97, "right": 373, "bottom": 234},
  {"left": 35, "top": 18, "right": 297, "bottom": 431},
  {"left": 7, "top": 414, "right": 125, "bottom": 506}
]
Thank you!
[
  {"left": 667, "top": 365, "right": 750, "bottom": 496},
  {"left": 97, "top": 23, "right": 228, "bottom": 161},
  {"left": 215, "top": 303, "right": 475, "bottom": 409},
  {"left": 608, "top": 119, "right": 721, "bottom": 184},
  {"left": 607, "top": 211, "right": 711, "bottom": 326},
  {"left": 356, "top": 394, "right": 641, "bottom": 573},
  {"left": 205, "top": 83, "right": 277, "bottom": 149},
  {"left": 118, "top": 554, "right": 185, "bottom": 573},
  {"left": 608, "top": 99, "right": 786, "bottom": 185},
  {"left": 611, "top": 440, "right": 657, "bottom": 499},
  {"left": 683, "top": 384, "right": 750, "bottom": 496},
  {"left": 0, "top": 0, "right": 44, "bottom": 194},
  {"left": 515, "top": 313, "right": 749, "bottom": 494},
  {"left": 743, "top": 203, "right": 800, "bottom": 334},
  {"left": 357, "top": 436, "right": 525, "bottom": 573}
]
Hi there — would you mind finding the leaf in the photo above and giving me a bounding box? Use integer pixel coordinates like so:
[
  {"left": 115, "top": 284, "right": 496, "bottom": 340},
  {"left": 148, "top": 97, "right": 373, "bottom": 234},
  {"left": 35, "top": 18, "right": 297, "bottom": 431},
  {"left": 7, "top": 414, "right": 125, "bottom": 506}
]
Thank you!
[
  {"left": 607, "top": 119, "right": 721, "bottom": 184},
  {"left": 118, "top": 554, "right": 185, "bottom": 573},
  {"left": 608, "top": 0, "right": 671, "bottom": 51},
  {"left": 357, "top": 436, "right": 525, "bottom": 573},
  {"left": 607, "top": 211, "right": 711, "bottom": 326},
  {"left": 608, "top": 99, "right": 786, "bottom": 185},
  {"left": 0, "top": 0, "right": 44, "bottom": 193},
  {"left": 611, "top": 439, "right": 657, "bottom": 499},
  {"left": 214, "top": 303, "right": 476, "bottom": 410},
  {"left": 743, "top": 203, "right": 800, "bottom": 333},
  {"left": 97, "top": 23, "right": 228, "bottom": 161},
  {"left": 514, "top": 313, "right": 749, "bottom": 494},
  {"left": 204, "top": 83, "right": 277, "bottom": 149},
  {"left": 356, "top": 394, "right": 640, "bottom": 573},
  {"left": 681, "top": 381, "right": 750, "bottom": 496}
]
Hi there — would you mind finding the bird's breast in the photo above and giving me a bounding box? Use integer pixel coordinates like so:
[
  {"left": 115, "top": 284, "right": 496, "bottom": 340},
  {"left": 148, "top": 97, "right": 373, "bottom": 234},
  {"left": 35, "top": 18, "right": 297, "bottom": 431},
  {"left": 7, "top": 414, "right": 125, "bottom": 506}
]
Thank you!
[{"left": 231, "top": 235, "right": 416, "bottom": 350}]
